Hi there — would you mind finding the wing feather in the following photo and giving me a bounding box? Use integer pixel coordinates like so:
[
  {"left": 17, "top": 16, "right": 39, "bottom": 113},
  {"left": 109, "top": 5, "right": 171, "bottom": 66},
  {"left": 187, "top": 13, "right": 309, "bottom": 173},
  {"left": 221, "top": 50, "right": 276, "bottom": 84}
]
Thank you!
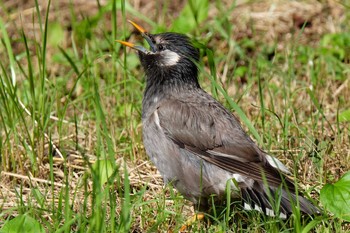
[{"left": 156, "top": 97, "right": 294, "bottom": 190}]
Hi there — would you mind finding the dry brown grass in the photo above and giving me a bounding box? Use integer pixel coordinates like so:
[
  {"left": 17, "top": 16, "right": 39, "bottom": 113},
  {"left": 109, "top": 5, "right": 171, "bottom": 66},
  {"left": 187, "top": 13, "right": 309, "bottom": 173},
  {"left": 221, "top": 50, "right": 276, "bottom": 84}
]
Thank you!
[{"left": 0, "top": 0, "right": 349, "bottom": 231}]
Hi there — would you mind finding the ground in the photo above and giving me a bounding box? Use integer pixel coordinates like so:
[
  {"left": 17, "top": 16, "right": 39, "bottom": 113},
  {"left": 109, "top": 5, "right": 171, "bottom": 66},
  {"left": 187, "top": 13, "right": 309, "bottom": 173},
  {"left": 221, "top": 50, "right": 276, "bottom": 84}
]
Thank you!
[{"left": 0, "top": 0, "right": 349, "bottom": 232}]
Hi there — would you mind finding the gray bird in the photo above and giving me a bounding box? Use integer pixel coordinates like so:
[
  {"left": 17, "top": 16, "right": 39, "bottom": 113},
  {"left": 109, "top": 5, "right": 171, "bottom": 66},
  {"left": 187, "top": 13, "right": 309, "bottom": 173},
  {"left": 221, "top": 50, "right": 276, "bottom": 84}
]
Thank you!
[{"left": 117, "top": 21, "right": 319, "bottom": 219}]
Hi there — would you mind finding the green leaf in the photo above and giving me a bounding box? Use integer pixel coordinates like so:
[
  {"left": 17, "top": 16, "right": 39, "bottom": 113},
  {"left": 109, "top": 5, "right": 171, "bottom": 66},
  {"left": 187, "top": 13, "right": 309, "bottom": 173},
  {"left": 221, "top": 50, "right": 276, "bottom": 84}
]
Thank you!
[
  {"left": 92, "top": 159, "right": 114, "bottom": 185},
  {"left": 171, "top": 0, "right": 209, "bottom": 33},
  {"left": 339, "top": 109, "right": 350, "bottom": 122},
  {"left": 320, "top": 171, "right": 350, "bottom": 221},
  {"left": 0, "top": 214, "right": 45, "bottom": 233},
  {"left": 125, "top": 53, "right": 140, "bottom": 71},
  {"left": 189, "top": 0, "right": 209, "bottom": 24},
  {"left": 234, "top": 66, "right": 248, "bottom": 77},
  {"left": 320, "top": 33, "right": 350, "bottom": 61},
  {"left": 31, "top": 188, "right": 45, "bottom": 207},
  {"left": 47, "top": 22, "right": 64, "bottom": 47}
]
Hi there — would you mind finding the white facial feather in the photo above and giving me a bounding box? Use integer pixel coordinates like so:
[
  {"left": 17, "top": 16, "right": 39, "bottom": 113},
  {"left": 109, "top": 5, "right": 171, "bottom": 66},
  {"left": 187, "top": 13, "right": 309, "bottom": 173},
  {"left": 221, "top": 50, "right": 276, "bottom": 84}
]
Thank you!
[{"left": 159, "top": 50, "right": 180, "bottom": 66}]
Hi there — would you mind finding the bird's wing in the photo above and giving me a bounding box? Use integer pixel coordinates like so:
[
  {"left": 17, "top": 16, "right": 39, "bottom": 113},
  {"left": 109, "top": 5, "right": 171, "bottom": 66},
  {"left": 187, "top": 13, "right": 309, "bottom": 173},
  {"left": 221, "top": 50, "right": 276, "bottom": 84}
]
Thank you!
[{"left": 156, "top": 97, "right": 294, "bottom": 189}]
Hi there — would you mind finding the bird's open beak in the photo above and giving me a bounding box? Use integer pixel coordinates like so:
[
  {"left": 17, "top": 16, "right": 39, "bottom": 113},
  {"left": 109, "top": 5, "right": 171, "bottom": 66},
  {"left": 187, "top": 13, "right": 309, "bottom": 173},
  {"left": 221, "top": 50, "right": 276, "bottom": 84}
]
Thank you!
[{"left": 116, "top": 20, "right": 156, "bottom": 53}]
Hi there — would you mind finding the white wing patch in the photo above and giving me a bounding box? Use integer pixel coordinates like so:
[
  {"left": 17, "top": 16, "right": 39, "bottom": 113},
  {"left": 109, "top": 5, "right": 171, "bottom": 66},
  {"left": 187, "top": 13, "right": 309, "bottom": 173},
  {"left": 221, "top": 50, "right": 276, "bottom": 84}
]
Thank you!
[
  {"left": 153, "top": 110, "right": 161, "bottom": 128},
  {"left": 266, "top": 155, "right": 291, "bottom": 174},
  {"left": 232, "top": 173, "right": 250, "bottom": 184},
  {"left": 160, "top": 50, "right": 180, "bottom": 66},
  {"left": 208, "top": 150, "right": 250, "bottom": 163},
  {"left": 243, "top": 202, "right": 287, "bottom": 219}
]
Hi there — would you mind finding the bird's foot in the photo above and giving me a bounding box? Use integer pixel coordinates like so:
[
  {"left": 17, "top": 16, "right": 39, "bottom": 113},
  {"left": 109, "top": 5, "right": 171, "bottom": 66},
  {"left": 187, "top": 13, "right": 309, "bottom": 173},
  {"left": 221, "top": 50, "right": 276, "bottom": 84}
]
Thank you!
[{"left": 179, "top": 213, "right": 205, "bottom": 232}]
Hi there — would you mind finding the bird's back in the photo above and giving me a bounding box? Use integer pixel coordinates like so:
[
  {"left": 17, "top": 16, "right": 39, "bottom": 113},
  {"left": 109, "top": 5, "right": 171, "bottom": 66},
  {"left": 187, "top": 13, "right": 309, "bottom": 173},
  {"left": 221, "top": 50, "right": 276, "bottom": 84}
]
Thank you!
[{"left": 117, "top": 23, "right": 319, "bottom": 218}]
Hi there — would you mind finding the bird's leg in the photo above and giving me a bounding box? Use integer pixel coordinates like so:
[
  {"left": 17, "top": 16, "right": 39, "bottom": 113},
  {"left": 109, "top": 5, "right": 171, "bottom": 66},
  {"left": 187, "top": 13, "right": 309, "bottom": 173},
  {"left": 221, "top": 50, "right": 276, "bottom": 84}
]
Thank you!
[{"left": 179, "top": 212, "right": 205, "bottom": 232}]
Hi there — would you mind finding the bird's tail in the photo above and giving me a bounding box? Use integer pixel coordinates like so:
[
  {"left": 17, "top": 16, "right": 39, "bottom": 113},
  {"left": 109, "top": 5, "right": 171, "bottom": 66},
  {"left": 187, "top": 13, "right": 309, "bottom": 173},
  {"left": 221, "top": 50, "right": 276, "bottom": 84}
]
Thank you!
[{"left": 241, "top": 183, "right": 319, "bottom": 219}]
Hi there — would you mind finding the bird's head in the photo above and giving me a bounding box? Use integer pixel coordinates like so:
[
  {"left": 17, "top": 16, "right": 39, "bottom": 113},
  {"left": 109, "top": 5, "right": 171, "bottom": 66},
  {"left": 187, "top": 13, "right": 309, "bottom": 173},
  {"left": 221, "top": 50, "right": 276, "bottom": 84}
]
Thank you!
[{"left": 117, "top": 21, "right": 200, "bottom": 86}]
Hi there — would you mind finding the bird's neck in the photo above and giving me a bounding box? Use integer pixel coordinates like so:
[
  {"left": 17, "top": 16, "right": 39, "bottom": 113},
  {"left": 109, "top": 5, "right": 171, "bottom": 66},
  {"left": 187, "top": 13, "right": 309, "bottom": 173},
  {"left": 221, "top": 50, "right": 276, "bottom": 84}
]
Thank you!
[{"left": 142, "top": 67, "right": 199, "bottom": 114}]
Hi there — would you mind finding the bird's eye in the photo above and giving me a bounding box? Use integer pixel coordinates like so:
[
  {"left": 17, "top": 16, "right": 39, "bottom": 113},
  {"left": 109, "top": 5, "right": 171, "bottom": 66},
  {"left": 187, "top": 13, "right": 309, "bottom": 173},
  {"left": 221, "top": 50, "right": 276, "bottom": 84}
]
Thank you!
[{"left": 158, "top": 44, "right": 164, "bottom": 51}]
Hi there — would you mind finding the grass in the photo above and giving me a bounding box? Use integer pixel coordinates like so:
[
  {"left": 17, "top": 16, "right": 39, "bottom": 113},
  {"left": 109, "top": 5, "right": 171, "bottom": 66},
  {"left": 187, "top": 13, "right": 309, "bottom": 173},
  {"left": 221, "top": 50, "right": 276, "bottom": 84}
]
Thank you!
[{"left": 0, "top": 0, "right": 349, "bottom": 232}]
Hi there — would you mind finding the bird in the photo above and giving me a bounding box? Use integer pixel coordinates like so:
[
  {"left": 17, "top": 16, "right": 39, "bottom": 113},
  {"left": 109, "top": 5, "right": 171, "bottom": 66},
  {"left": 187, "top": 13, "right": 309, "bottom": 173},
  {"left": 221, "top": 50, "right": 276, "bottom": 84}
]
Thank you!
[{"left": 116, "top": 20, "right": 319, "bottom": 220}]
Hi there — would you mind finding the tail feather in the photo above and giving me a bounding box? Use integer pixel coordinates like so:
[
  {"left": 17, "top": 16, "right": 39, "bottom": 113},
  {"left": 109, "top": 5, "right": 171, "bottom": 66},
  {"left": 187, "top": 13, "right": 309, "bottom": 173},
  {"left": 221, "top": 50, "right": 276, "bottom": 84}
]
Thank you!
[{"left": 241, "top": 183, "right": 319, "bottom": 219}]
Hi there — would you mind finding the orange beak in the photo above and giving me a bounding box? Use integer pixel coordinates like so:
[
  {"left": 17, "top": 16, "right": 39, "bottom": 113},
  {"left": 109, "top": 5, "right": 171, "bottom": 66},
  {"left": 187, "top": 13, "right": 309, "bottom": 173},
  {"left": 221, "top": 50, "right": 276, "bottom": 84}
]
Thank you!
[
  {"left": 128, "top": 20, "right": 147, "bottom": 34},
  {"left": 115, "top": 40, "right": 136, "bottom": 48},
  {"left": 116, "top": 20, "right": 156, "bottom": 53}
]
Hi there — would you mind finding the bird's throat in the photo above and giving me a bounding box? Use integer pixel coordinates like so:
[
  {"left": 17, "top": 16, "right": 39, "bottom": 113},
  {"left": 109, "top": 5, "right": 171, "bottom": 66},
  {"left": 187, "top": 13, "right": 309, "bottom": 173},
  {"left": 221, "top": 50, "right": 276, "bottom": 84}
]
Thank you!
[
  {"left": 142, "top": 68, "right": 200, "bottom": 117},
  {"left": 144, "top": 68, "right": 199, "bottom": 96}
]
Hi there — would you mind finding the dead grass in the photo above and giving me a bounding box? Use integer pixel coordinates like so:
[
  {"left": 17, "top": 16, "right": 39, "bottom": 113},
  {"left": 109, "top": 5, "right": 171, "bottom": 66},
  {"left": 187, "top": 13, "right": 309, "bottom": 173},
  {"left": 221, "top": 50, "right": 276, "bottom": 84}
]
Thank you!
[
  {"left": 228, "top": 0, "right": 344, "bottom": 44},
  {"left": 0, "top": 0, "right": 349, "bottom": 231}
]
